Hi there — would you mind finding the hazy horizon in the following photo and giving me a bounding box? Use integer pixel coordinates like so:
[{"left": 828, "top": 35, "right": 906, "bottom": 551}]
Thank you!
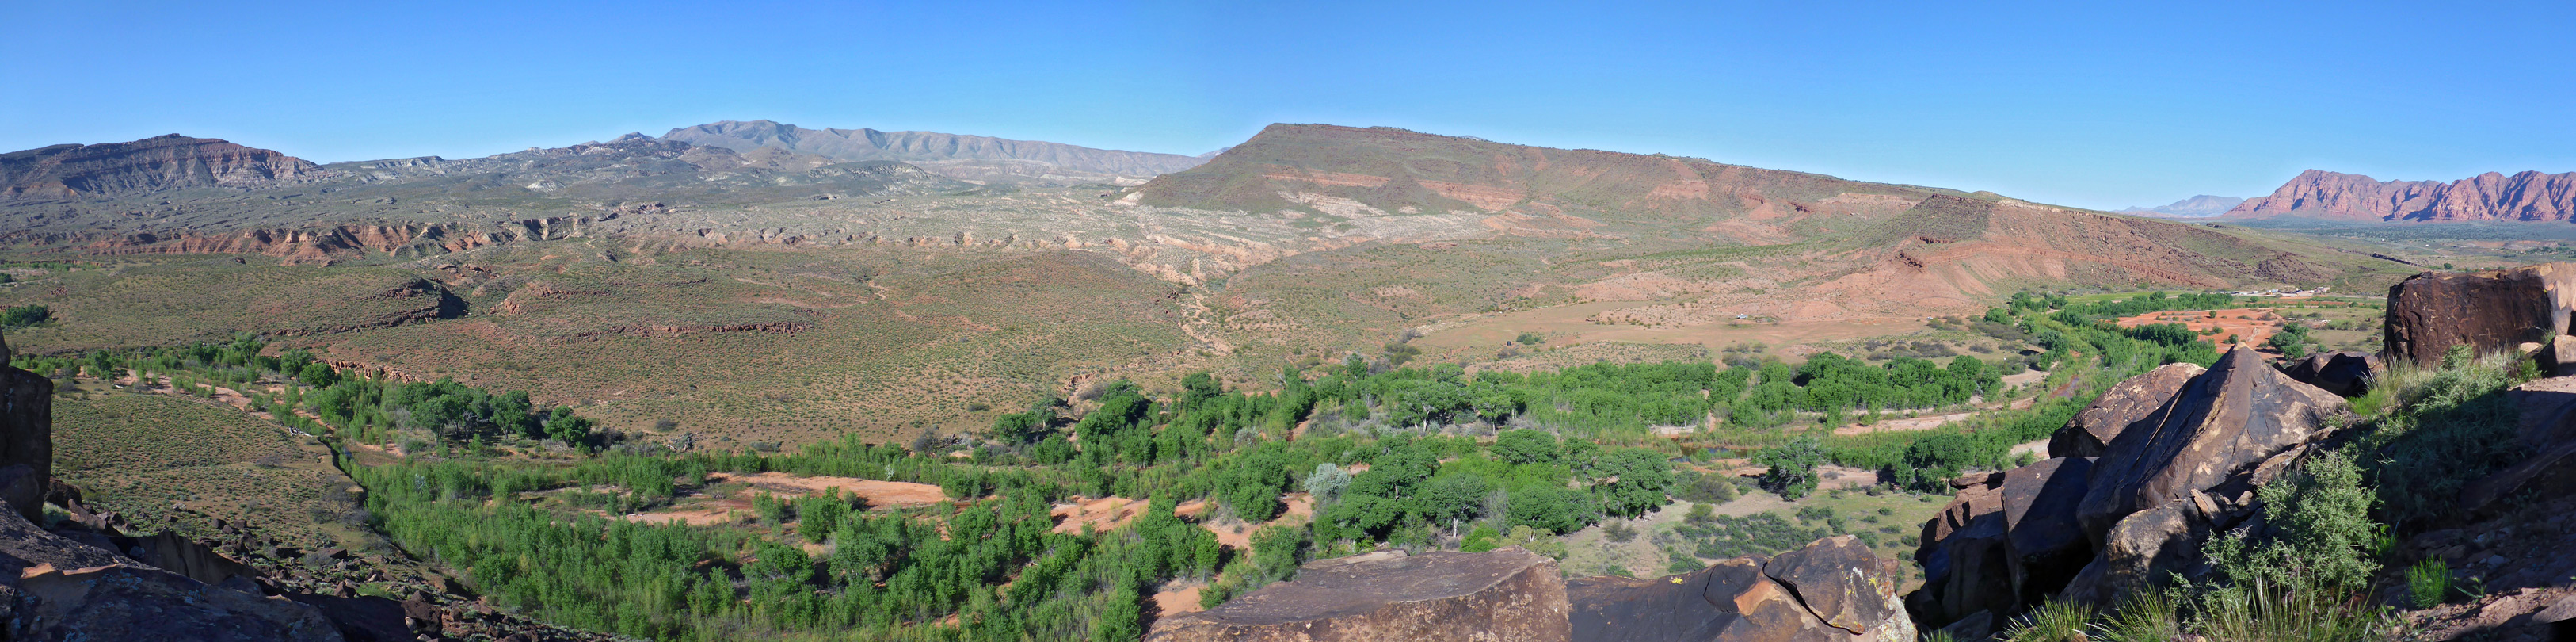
[{"left": 7, "top": 0, "right": 2572, "bottom": 211}]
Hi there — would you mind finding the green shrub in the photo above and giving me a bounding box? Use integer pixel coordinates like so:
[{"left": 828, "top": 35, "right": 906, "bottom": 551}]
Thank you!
[
  {"left": 1754, "top": 434, "right": 1825, "bottom": 500},
  {"left": 2204, "top": 451, "right": 2380, "bottom": 591},
  {"left": 2362, "top": 347, "right": 2522, "bottom": 527},
  {"left": 2406, "top": 558, "right": 2450, "bottom": 609}
]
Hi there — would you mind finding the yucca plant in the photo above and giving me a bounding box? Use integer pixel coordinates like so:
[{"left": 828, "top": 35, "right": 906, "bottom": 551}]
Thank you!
[
  {"left": 2089, "top": 588, "right": 2180, "bottom": 642},
  {"left": 2189, "top": 576, "right": 2393, "bottom": 642},
  {"left": 2002, "top": 599, "right": 2092, "bottom": 642}
]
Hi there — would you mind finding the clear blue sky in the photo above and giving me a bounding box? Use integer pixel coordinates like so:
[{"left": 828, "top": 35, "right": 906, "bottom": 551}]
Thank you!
[{"left": 6, "top": 1, "right": 2570, "bottom": 210}]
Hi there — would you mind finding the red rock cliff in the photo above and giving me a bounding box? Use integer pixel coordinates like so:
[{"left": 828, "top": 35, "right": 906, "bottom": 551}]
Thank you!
[{"left": 2227, "top": 169, "right": 2576, "bottom": 222}]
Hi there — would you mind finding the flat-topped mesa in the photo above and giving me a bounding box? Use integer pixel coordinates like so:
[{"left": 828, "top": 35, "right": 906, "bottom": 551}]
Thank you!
[
  {"left": 0, "top": 134, "right": 329, "bottom": 201},
  {"left": 1146, "top": 547, "right": 1571, "bottom": 642},
  {"left": 2384, "top": 262, "right": 2576, "bottom": 370}
]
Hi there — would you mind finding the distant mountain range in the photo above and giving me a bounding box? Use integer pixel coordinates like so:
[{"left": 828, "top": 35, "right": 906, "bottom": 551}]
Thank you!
[
  {"left": 2227, "top": 169, "right": 2576, "bottom": 222},
  {"left": 2117, "top": 195, "right": 2243, "bottom": 218},
  {"left": 0, "top": 135, "right": 330, "bottom": 200},
  {"left": 661, "top": 120, "right": 1208, "bottom": 185}
]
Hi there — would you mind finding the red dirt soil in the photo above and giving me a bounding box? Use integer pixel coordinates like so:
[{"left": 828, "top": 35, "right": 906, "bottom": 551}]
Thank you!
[{"left": 2115, "top": 308, "right": 2287, "bottom": 353}]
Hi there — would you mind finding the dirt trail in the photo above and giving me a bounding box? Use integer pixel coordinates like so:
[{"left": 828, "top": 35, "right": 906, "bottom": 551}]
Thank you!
[
  {"left": 707, "top": 472, "right": 948, "bottom": 508},
  {"left": 1832, "top": 411, "right": 1974, "bottom": 436}
]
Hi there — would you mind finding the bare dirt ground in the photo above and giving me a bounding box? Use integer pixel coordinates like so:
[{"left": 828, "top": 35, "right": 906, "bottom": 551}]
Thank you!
[
  {"left": 1150, "top": 583, "right": 1206, "bottom": 617},
  {"left": 709, "top": 472, "right": 949, "bottom": 507},
  {"left": 1833, "top": 411, "right": 1976, "bottom": 436},
  {"left": 1195, "top": 493, "right": 1314, "bottom": 550},
  {"left": 1051, "top": 496, "right": 1148, "bottom": 535},
  {"left": 2116, "top": 308, "right": 2287, "bottom": 353},
  {"left": 623, "top": 472, "right": 946, "bottom": 525},
  {"left": 2009, "top": 439, "right": 2050, "bottom": 459}
]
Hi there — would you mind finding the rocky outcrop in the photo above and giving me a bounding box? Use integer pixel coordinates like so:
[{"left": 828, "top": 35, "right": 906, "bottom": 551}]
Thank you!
[
  {"left": 0, "top": 135, "right": 329, "bottom": 201},
  {"left": 2050, "top": 362, "right": 2203, "bottom": 458},
  {"left": 2077, "top": 347, "right": 2347, "bottom": 545},
  {"left": 1913, "top": 347, "right": 2349, "bottom": 629},
  {"left": 2279, "top": 351, "right": 2383, "bottom": 397},
  {"left": 0, "top": 335, "right": 345, "bottom": 640},
  {"left": 0, "top": 332, "right": 46, "bottom": 522},
  {"left": 1145, "top": 548, "right": 1572, "bottom": 642},
  {"left": 2227, "top": 169, "right": 2576, "bottom": 222},
  {"left": 1571, "top": 537, "right": 1911, "bottom": 642},
  {"left": 1157, "top": 538, "right": 1913, "bottom": 642},
  {"left": 1909, "top": 458, "right": 2094, "bottom": 629},
  {"left": 2383, "top": 262, "right": 2576, "bottom": 369}
]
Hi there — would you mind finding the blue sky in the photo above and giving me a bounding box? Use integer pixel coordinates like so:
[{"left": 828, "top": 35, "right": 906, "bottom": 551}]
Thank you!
[{"left": 5, "top": 1, "right": 2570, "bottom": 210}]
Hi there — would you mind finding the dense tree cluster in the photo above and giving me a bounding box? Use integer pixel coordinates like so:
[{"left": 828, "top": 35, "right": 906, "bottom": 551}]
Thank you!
[{"left": 0, "top": 304, "right": 48, "bottom": 328}]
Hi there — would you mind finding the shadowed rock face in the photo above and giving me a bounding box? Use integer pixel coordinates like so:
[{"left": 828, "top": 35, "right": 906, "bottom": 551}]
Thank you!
[
  {"left": 2076, "top": 346, "right": 2346, "bottom": 544},
  {"left": 2051, "top": 363, "right": 2203, "bottom": 459},
  {"left": 1145, "top": 547, "right": 1572, "bottom": 642},
  {"left": 2384, "top": 262, "right": 2576, "bottom": 369},
  {"left": 2279, "top": 351, "right": 2382, "bottom": 397},
  {"left": 2464, "top": 376, "right": 2576, "bottom": 510},
  {"left": 1909, "top": 457, "right": 2094, "bottom": 629},
  {"left": 1569, "top": 536, "right": 1912, "bottom": 642},
  {"left": 0, "top": 332, "right": 47, "bottom": 522}
]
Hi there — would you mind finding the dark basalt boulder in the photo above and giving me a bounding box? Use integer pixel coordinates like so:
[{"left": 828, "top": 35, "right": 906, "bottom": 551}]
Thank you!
[
  {"left": 2075, "top": 346, "right": 2345, "bottom": 545},
  {"left": 1908, "top": 472, "right": 2010, "bottom": 626},
  {"left": 1917, "top": 350, "right": 2348, "bottom": 627},
  {"left": 2051, "top": 363, "right": 2202, "bottom": 458},
  {"left": 0, "top": 332, "right": 51, "bottom": 522},
  {"left": 1760, "top": 536, "right": 1907, "bottom": 638},
  {"left": 1999, "top": 457, "right": 2094, "bottom": 606},
  {"left": 1909, "top": 457, "right": 2094, "bottom": 630},
  {"left": 2384, "top": 262, "right": 2576, "bottom": 369},
  {"left": 2278, "top": 351, "right": 2382, "bottom": 397},
  {"left": 1569, "top": 536, "right": 1912, "bottom": 642},
  {"left": 1568, "top": 557, "right": 1824, "bottom": 642},
  {"left": 1145, "top": 548, "right": 1572, "bottom": 642}
]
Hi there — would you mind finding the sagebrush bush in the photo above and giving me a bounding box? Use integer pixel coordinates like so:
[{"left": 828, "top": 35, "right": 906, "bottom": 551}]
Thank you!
[
  {"left": 2361, "top": 346, "right": 2523, "bottom": 527},
  {"left": 2204, "top": 450, "right": 2380, "bottom": 591}
]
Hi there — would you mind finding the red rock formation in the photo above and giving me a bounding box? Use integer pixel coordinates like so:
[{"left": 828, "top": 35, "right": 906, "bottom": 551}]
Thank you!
[
  {"left": 0, "top": 134, "right": 329, "bottom": 201},
  {"left": 2227, "top": 169, "right": 2576, "bottom": 222}
]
